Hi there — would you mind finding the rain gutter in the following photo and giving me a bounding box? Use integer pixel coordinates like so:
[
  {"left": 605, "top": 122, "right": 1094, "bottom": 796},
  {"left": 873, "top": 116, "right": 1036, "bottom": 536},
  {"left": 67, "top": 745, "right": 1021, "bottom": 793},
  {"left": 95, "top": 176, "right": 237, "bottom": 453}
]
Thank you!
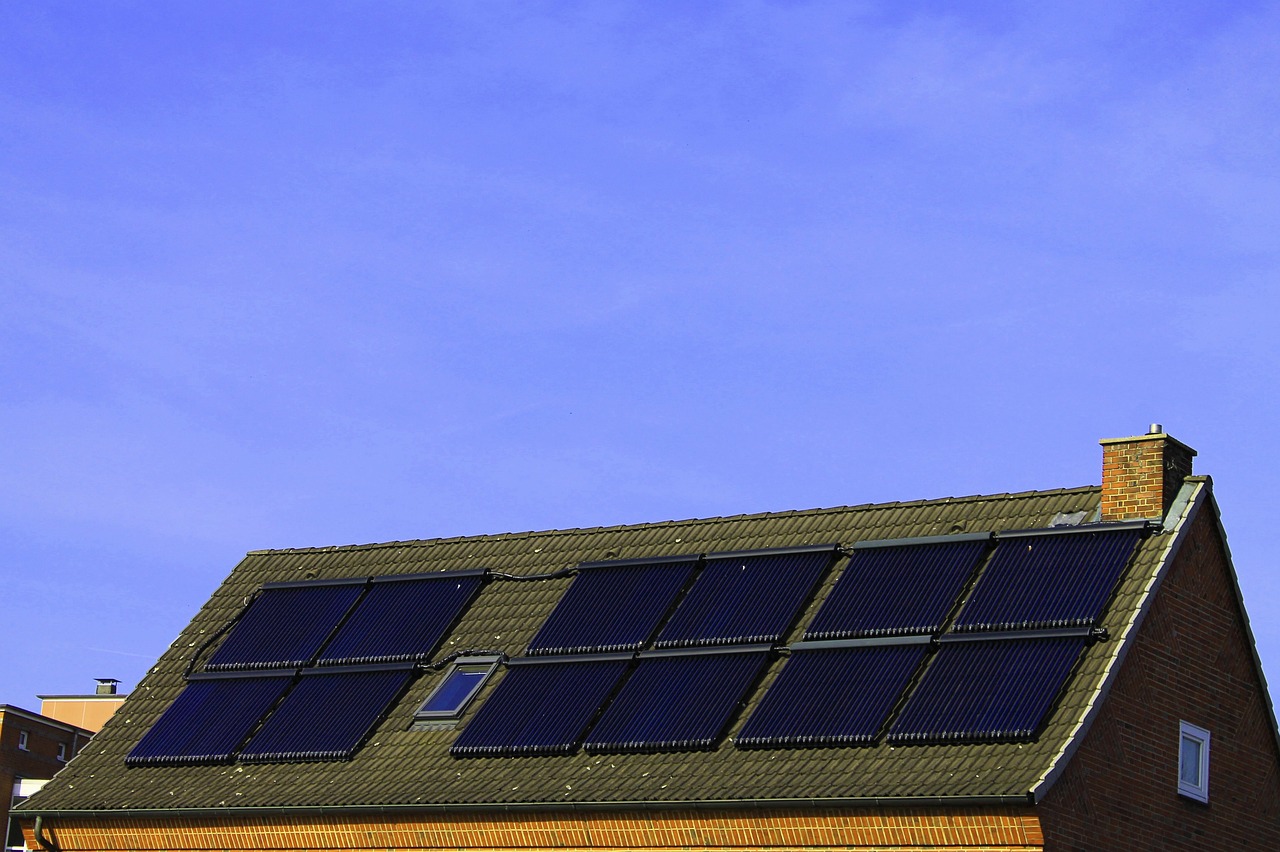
[{"left": 18, "top": 792, "right": 1035, "bottom": 822}]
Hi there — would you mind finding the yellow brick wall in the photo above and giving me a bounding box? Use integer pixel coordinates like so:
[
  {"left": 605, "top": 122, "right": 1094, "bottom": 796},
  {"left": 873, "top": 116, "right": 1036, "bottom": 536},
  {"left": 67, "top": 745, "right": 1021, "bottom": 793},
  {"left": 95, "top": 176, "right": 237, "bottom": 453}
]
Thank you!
[{"left": 23, "top": 806, "right": 1043, "bottom": 851}]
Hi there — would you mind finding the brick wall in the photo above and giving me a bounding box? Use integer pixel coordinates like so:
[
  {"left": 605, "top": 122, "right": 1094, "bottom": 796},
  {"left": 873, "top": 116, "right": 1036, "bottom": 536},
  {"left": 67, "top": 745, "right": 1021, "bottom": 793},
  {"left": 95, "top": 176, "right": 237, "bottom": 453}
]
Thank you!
[
  {"left": 1099, "top": 433, "right": 1195, "bottom": 521},
  {"left": 22, "top": 806, "right": 1045, "bottom": 851},
  {"left": 2, "top": 708, "right": 87, "bottom": 847},
  {"left": 1037, "top": 504, "right": 1280, "bottom": 849}
]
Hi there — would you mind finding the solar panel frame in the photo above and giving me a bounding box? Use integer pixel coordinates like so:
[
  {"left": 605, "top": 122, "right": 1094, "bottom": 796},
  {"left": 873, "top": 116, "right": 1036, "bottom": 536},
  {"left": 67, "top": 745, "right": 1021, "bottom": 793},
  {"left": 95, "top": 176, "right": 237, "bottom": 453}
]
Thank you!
[
  {"left": 204, "top": 580, "right": 367, "bottom": 671},
  {"left": 654, "top": 546, "right": 836, "bottom": 649},
  {"left": 952, "top": 525, "right": 1144, "bottom": 632},
  {"left": 887, "top": 636, "right": 1088, "bottom": 744},
  {"left": 583, "top": 646, "right": 772, "bottom": 754},
  {"left": 804, "top": 535, "right": 990, "bottom": 640},
  {"left": 238, "top": 665, "right": 417, "bottom": 763},
  {"left": 316, "top": 571, "right": 485, "bottom": 666},
  {"left": 125, "top": 672, "right": 295, "bottom": 766},
  {"left": 736, "top": 643, "right": 929, "bottom": 749},
  {"left": 450, "top": 655, "right": 633, "bottom": 757},
  {"left": 525, "top": 558, "right": 699, "bottom": 656}
]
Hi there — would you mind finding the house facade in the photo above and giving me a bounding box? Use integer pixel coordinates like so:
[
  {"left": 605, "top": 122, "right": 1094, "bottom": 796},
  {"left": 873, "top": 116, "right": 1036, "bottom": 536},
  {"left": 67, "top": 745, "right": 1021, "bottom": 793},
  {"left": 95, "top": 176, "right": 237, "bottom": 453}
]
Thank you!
[
  {"left": 1, "top": 706, "right": 90, "bottom": 851},
  {"left": 16, "top": 430, "right": 1280, "bottom": 850},
  {"left": 37, "top": 681, "right": 127, "bottom": 735}
]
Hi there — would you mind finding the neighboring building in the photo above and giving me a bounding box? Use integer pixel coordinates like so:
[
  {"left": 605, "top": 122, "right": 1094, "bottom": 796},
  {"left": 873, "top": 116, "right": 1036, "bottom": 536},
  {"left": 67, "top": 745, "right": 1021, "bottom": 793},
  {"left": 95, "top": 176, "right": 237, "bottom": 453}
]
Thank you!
[
  {"left": 15, "top": 429, "right": 1280, "bottom": 850},
  {"left": 38, "top": 680, "right": 127, "bottom": 734},
  {"left": 0, "top": 707, "right": 90, "bottom": 851}
]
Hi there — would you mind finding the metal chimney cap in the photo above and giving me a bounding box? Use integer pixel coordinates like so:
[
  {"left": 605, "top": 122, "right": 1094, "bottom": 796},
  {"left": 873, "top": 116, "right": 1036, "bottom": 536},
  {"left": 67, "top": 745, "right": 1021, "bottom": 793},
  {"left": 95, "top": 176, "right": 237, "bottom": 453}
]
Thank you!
[{"left": 1148, "top": 423, "right": 1163, "bottom": 435}]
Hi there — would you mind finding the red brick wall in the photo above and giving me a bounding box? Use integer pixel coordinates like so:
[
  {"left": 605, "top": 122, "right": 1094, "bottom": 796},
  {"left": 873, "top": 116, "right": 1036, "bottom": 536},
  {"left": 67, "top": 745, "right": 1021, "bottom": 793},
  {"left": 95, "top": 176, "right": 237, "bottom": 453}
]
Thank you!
[
  {"left": 1099, "top": 434, "right": 1195, "bottom": 521},
  {"left": 21, "top": 806, "right": 1045, "bottom": 851},
  {"left": 1037, "top": 504, "right": 1280, "bottom": 849},
  {"left": 2, "top": 710, "right": 86, "bottom": 844}
]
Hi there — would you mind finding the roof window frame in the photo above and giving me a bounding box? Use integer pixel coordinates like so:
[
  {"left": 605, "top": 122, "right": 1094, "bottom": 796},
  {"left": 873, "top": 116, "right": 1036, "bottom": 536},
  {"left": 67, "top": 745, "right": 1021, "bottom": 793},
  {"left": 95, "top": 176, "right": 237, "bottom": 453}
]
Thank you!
[{"left": 412, "top": 655, "right": 503, "bottom": 726}]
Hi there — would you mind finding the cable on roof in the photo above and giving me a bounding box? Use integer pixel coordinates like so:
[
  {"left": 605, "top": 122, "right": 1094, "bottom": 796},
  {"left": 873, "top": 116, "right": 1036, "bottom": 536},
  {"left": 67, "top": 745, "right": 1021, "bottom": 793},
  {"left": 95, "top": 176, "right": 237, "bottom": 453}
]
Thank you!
[
  {"left": 417, "top": 649, "right": 509, "bottom": 672},
  {"left": 485, "top": 566, "right": 578, "bottom": 582},
  {"left": 183, "top": 589, "right": 263, "bottom": 680}
]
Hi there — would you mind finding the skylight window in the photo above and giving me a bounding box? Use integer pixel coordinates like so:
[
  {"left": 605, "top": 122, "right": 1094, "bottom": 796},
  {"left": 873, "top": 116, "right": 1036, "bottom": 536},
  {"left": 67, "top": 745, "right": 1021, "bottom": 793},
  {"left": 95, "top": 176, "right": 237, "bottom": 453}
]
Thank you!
[{"left": 413, "top": 656, "right": 501, "bottom": 724}]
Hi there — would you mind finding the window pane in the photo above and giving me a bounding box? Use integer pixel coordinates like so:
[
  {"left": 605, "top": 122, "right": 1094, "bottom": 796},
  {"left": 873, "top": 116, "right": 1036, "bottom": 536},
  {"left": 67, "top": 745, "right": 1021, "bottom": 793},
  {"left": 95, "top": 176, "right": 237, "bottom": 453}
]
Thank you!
[
  {"left": 1180, "top": 735, "right": 1203, "bottom": 785},
  {"left": 419, "top": 666, "right": 490, "bottom": 715}
]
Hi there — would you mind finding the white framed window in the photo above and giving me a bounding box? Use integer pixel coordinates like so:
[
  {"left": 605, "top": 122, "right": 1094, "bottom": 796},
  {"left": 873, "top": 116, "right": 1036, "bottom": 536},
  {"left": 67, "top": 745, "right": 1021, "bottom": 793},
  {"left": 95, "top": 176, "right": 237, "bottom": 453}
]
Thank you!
[
  {"left": 1178, "top": 720, "right": 1211, "bottom": 802},
  {"left": 57, "top": 742, "right": 67, "bottom": 761},
  {"left": 17, "top": 730, "right": 29, "bottom": 751}
]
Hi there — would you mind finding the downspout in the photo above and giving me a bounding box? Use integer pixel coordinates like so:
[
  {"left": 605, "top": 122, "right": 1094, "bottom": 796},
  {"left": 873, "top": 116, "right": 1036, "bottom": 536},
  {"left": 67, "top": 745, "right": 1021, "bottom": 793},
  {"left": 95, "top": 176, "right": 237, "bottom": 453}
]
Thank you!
[{"left": 34, "top": 815, "right": 61, "bottom": 852}]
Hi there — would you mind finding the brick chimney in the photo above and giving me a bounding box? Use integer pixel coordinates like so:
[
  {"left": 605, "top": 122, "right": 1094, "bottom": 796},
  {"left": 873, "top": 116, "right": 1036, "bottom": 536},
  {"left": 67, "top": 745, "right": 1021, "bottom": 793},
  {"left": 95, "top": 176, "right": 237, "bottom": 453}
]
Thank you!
[{"left": 1099, "top": 425, "right": 1196, "bottom": 521}]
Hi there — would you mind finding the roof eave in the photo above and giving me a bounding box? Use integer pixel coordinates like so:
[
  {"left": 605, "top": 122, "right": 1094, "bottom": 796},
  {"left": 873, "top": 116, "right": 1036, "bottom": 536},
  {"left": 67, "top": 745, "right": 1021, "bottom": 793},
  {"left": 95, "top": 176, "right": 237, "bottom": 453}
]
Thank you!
[{"left": 15, "top": 792, "right": 1037, "bottom": 821}]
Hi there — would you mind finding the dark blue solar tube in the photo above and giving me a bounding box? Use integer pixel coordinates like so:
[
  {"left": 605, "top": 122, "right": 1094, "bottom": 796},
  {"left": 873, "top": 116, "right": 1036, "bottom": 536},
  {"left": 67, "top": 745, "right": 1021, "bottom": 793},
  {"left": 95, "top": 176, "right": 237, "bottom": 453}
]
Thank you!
[
  {"left": 125, "top": 674, "right": 294, "bottom": 765},
  {"left": 585, "top": 650, "right": 771, "bottom": 753},
  {"left": 805, "top": 539, "right": 989, "bottom": 639},
  {"left": 526, "top": 561, "right": 697, "bottom": 655},
  {"left": 736, "top": 644, "right": 928, "bottom": 748},
  {"left": 451, "top": 658, "right": 631, "bottom": 757},
  {"left": 239, "top": 668, "right": 415, "bottom": 762},
  {"left": 954, "top": 528, "right": 1142, "bottom": 632},
  {"left": 655, "top": 550, "right": 833, "bottom": 648},
  {"left": 205, "top": 582, "right": 366, "bottom": 671},
  {"left": 887, "top": 637, "right": 1086, "bottom": 744},
  {"left": 318, "top": 573, "right": 483, "bottom": 665}
]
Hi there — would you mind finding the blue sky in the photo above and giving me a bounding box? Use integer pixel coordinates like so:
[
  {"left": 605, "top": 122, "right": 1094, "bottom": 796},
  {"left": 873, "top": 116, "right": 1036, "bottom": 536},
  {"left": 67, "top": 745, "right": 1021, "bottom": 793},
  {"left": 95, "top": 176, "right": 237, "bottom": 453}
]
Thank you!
[{"left": 3, "top": 2, "right": 1278, "bottom": 707}]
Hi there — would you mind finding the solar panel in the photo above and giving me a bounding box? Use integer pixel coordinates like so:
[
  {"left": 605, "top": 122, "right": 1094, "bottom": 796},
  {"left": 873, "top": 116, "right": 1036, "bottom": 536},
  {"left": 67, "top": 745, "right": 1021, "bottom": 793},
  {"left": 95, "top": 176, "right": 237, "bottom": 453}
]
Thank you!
[
  {"left": 953, "top": 526, "right": 1143, "bottom": 632},
  {"left": 654, "top": 548, "right": 834, "bottom": 648},
  {"left": 887, "top": 636, "right": 1087, "bottom": 744},
  {"left": 451, "top": 656, "right": 631, "bottom": 757},
  {"left": 125, "top": 673, "right": 294, "bottom": 765},
  {"left": 584, "top": 648, "right": 771, "bottom": 753},
  {"left": 525, "top": 558, "right": 698, "bottom": 656},
  {"left": 804, "top": 537, "right": 989, "bottom": 639},
  {"left": 736, "top": 644, "right": 928, "bottom": 748},
  {"left": 317, "top": 572, "right": 484, "bottom": 666},
  {"left": 239, "top": 666, "right": 415, "bottom": 762},
  {"left": 205, "top": 580, "right": 366, "bottom": 671}
]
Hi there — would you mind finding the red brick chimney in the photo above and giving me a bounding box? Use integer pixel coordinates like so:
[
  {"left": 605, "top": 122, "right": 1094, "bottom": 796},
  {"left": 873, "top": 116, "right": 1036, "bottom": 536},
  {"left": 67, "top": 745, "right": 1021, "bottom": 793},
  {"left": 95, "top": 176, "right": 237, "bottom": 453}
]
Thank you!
[{"left": 1099, "top": 425, "right": 1197, "bottom": 521}]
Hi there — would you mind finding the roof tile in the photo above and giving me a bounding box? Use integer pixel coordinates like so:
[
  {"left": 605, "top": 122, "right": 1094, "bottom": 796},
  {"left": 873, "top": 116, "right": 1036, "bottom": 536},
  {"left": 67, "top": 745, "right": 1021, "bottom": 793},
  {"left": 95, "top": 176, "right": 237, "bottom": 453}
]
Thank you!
[{"left": 27, "top": 485, "right": 1180, "bottom": 812}]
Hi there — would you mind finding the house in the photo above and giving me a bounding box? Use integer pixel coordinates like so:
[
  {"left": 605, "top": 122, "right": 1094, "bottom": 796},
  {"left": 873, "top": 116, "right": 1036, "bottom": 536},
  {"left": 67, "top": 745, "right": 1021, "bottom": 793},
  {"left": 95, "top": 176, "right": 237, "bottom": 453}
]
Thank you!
[
  {"left": 37, "top": 681, "right": 127, "bottom": 735},
  {"left": 15, "top": 429, "right": 1280, "bottom": 850},
  {"left": 1, "top": 706, "right": 91, "bottom": 851}
]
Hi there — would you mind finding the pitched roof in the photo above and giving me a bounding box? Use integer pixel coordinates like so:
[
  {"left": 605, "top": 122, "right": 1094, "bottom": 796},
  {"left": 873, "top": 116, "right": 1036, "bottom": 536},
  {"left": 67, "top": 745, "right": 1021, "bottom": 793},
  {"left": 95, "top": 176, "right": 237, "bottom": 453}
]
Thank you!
[{"left": 24, "top": 483, "right": 1190, "bottom": 814}]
